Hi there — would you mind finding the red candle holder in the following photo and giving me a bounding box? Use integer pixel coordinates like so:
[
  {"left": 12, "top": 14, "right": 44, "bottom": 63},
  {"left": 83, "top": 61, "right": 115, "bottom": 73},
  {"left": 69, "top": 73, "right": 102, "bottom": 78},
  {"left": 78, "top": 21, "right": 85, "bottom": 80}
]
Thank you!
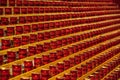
[
  {"left": 0, "top": 67, "right": 10, "bottom": 80},
  {"left": 43, "top": 42, "right": 50, "bottom": 51},
  {"left": 0, "top": 54, "right": 3, "bottom": 65},
  {"left": 23, "top": 25, "right": 31, "bottom": 33},
  {"left": 49, "top": 65, "right": 57, "bottom": 76},
  {"left": 28, "top": 46, "right": 36, "bottom": 56},
  {"left": 50, "top": 52, "right": 57, "bottom": 62},
  {"left": 7, "top": 51, "right": 16, "bottom": 62},
  {"left": 1, "top": 39, "right": 11, "bottom": 50},
  {"left": 56, "top": 50, "right": 63, "bottom": 59},
  {"left": 41, "top": 69, "right": 50, "bottom": 78},
  {"left": 21, "top": 8, "right": 27, "bottom": 14},
  {"left": 50, "top": 41, "right": 57, "bottom": 49},
  {"left": 64, "top": 60, "right": 70, "bottom": 70},
  {"left": 26, "top": 16, "right": 33, "bottom": 23},
  {"left": 19, "top": 17, "right": 26, "bottom": 23},
  {"left": 64, "top": 73, "right": 71, "bottom": 80},
  {"left": 1, "top": 17, "right": 9, "bottom": 25},
  {"left": 12, "top": 64, "right": 22, "bottom": 77},
  {"left": 10, "top": 17, "right": 17, "bottom": 24},
  {"left": 32, "top": 24, "right": 38, "bottom": 32},
  {"left": 50, "top": 31, "right": 55, "bottom": 38},
  {"left": 14, "top": 7, "right": 20, "bottom": 14},
  {"left": 36, "top": 44, "right": 43, "bottom": 53},
  {"left": 42, "top": 55, "right": 49, "bottom": 65},
  {"left": 33, "top": 16, "right": 38, "bottom": 22},
  {"left": 62, "top": 48, "right": 69, "bottom": 57},
  {"left": 34, "top": 8, "right": 39, "bottom": 13},
  {"left": 18, "top": 48, "right": 28, "bottom": 59},
  {"left": 57, "top": 62, "right": 64, "bottom": 73},
  {"left": 44, "top": 23, "right": 49, "bottom": 30},
  {"left": 24, "top": 60, "right": 33, "bottom": 72},
  {"left": 30, "top": 34, "right": 37, "bottom": 43},
  {"left": 38, "top": 33, "right": 44, "bottom": 41},
  {"left": 44, "top": 32, "right": 50, "bottom": 40},
  {"left": 13, "top": 37, "right": 21, "bottom": 47},
  {"left": 0, "top": 29, "right": 4, "bottom": 37},
  {"left": 0, "top": 8, "right": 3, "bottom": 15},
  {"left": 32, "top": 73, "right": 40, "bottom": 80},
  {"left": 21, "top": 36, "right": 29, "bottom": 45},
  {"left": 70, "top": 70, "right": 77, "bottom": 80},
  {"left": 5, "top": 8, "right": 12, "bottom": 14},
  {"left": 34, "top": 57, "right": 42, "bottom": 68},
  {"left": 16, "top": 26, "right": 23, "bottom": 34}
]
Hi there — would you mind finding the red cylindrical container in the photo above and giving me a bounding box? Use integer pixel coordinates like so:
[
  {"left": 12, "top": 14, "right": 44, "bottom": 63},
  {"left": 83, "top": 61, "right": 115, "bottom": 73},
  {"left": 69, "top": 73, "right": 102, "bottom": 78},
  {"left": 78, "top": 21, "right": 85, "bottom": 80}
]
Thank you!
[
  {"left": 0, "top": 67, "right": 10, "bottom": 80},
  {"left": 43, "top": 42, "right": 50, "bottom": 51},
  {"left": 13, "top": 37, "right": 21, "bottom": 47},
  {"left": 20, "top": 77, "right": 30, "bottom": 80},
  {"left": 24, "top": 60, "right": 33, "bottom": 72},
  {"left": 50, "top": 31, "right": 55, "bottom": 38},
  {"left": 30, "top": 34, "right": 37, "bottom": 43},
  {"left": 69, "top": 57, "right": 75, "bottom": 67},
  {"left": 49, "top": 65, "right": 57, "bottom": 76},
  {"left": 70, "top": 70, "right": 77, "bottom": 80},
  {"left": 32, "top": 73, "right": 40, "bottom": 80},
  {"left": 28, "top": 46, "right": 36, "bottom": 56},
  {"left": 50, "top": 52, "right": 57, "bottom": 62},
  {"left": 50, "top": 41, "right": 57, "bottom": 49},
  {"left": 56, "top": 40, "right": 62, "bottom": 48},
  {"left": 38, "top": 33, "right": 44, "bottom": 41},
  {"left": 18, "top": 48, "right": 28, "bottom": 59},
  {"left": 1, "top": 39, "right": 11, "bottom": 50},
  {"left": 23, "top": 25, "right": 31, "bottom": 33},
  {"left": 44, "top": 32, "right": 50, "bottom": 40},
  {"left": 0, "top": 29, "right": 4, "bottom": 37},
  {"left": 62, "top": 38, "right": 67, "bottom": 46},
  {"left": 42, "top": 55, "right": 50, "bottom": 65},
  {"left": 74, "top": 55, "right": 81, "bottom": 64},
  {"left": 16, "top": 26, "right": 23, "bottom": 34},
  {"left": 86, "top": 62, "right": 93, "bottom": 71},
  {"left": 7, "top": 27, "right": 14, "bottom": 36},
  {"left": 56, "top": 50, "right": 63, "bottom": 59},
  {"left": 64, "top": 73, "right": 71, "bottom": 80},
  {"left": 76, "top": 67, "right": 82, "bottom": 77},
  {"left": 0, "top": 54, "right": 3, "bottom": 65},
  {"left": 12, "top": 64, "right": 22, "bottom": 77},
  {"left": 22, "top": 36, "right": 29, "bottom": 45},
  {"left": 57, "top": 62, "right": 64, "bottom": 73},
  {"left": 36, "top": 44, "right": 43, "bottom": 53},
  {"left": 7, "top": 51, "right": 16, "bottom": 62},
  {"left": 62, "top": 48, "right": 69, "bottom": 57},
  {"left": 34, "top": 57, "right": 42, "bottom": 68},
  {"left": 82, "top": 65, "right": 87, "bottom": 75},
  {"left": 41, "top": 68, "right": 50, "bottom": 79},
  {"left": 64, "top": 60, "right": 70, "bottom": 70},
  {"left": 68, "top": 47, "right": 74, "bottom": 54}
]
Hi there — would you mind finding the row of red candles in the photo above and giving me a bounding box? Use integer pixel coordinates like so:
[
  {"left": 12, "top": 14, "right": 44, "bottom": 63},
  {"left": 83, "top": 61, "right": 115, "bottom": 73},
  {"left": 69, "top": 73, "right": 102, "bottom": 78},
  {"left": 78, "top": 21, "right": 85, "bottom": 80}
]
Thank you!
[
  {"left": 0, "top": 18, "right": 119, "bottom": 37},
  {"left": 56, "top": 49, "right": 120, "bottom": 80},
  {"left": 0, "top": 0, "right": 115, "bottom": 6},
  {"left": 1, "top": 13, "right": 119, "bottom": 25},
  {"left": 87, "top": 57, "right": 120, "bottom": 80},
  {"left": 104, "top": 67, "right": 120, "bottom": 80},
  {"left": 0, "top": 27, "right": 119, "bottom": 65},
  {"left": 0, "top": 44, "right": 119, "bottom": 80},
  {"left": 0, "top": 6, "right": 118, "bottom": 15},
  {"left": 0, "top": 21, "right": 119, "bottom": 50}
]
